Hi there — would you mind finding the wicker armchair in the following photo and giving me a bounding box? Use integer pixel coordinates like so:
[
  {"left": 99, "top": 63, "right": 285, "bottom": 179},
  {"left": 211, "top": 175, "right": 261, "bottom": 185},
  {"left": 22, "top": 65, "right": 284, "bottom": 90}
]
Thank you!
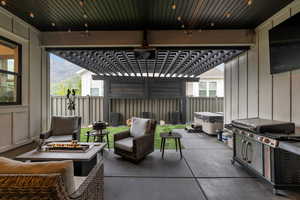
[
  {"left": 114, "top": 119, "right": 157, "bottom": 162},
  {"left": 40, "top": 116, "right": 81, "bottom": 142},
  {"left": 0, "top": 160, "right": 103, "bottom": 200}
]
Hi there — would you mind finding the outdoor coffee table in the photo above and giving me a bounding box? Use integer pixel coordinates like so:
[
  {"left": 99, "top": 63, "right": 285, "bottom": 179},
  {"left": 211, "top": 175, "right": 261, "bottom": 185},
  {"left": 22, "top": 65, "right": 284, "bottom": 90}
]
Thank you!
[
  {"left": 160, "top": 132, "right": 182, "bottom": 159},
  {"left": 16, "top": 142, "right": 106, "bottom": 176}
]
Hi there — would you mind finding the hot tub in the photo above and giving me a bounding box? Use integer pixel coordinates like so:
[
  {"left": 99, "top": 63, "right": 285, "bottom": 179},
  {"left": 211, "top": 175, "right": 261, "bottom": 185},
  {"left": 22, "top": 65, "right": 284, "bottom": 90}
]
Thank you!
[{"left": 194, "top": 112, "right": 224, "bottom": 135}]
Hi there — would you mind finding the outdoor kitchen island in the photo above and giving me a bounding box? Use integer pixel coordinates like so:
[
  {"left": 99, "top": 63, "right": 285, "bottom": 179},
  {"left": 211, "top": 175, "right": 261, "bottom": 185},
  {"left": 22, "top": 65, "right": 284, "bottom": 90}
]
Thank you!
[{"left": 231, "top": 118, "right": 300, "bottom": 195}]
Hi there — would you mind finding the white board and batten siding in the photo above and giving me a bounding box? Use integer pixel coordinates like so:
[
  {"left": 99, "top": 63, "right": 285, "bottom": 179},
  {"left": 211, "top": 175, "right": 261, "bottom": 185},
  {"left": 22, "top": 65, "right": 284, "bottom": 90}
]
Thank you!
[
  {"left": 224, "top": 0, "right": 300, "bottom": 127},
  {"left": 0, "top": 7, "right": 46, "bottom": 153}
]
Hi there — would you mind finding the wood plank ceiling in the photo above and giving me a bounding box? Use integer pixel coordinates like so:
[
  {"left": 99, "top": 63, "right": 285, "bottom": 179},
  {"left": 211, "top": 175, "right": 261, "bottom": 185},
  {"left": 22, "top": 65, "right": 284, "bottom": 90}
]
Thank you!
[
  {"left": 51, "top": 48, "right": 244, "bottom": 79},
  {"left": 1, "top": 0, "right": 293, "bottom": 31}
]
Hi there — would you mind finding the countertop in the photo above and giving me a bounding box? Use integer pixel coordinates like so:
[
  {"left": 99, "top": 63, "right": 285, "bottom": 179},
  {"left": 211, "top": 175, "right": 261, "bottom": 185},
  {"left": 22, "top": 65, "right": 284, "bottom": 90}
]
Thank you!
[
  {"left": 278, "top": 128, "right": 300, "bottom": 155},
  {"left": 279, "top": 141, "right": 300, "bottom": 156}
]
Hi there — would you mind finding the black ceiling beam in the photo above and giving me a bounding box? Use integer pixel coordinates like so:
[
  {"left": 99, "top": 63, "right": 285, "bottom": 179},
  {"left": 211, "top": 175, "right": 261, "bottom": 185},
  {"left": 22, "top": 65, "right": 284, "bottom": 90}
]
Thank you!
[
  {"left": 158, "top": 51, "right": 169, "bottom": 77},
  {"left": 170, "top": 51, "right": 191, "bottom": 77},
  {"left": 163, "top": 51, "right": 181, "bottom": 76},
  {"left": 102, "top": 51, "right": 125, "bottom": 76},
  {"left": 184, "top": 50, "right": 218, "bottom": 75},
  {"left": 176, "top": 51, "right": 202, "bottom": 76},
  {"left": 120, "top": 51, "right": 137, "bottom": 76},
  {"left": 111, "top": 52, "right": 132, "bottom": 75},
  {"left": 89, "top": 51, "right": 115, "bottom": 75},
  {"left": 92, "top": 75, "right": 199, "bottom": 82},
  {"left": 123, "top": 52, "right": 138, "bottom": 76}
]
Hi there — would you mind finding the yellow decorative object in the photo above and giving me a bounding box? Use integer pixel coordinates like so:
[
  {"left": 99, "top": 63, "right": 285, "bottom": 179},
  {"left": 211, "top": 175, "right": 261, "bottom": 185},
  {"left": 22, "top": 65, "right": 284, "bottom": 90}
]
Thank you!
[{"left": 126, "top": 119, "right": 132, "bottom": 127}]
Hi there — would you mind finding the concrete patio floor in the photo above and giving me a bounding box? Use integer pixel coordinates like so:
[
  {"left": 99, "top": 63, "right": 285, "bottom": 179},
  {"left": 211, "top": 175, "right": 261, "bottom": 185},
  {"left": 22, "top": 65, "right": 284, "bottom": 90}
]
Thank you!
[{"left": 103, "top": 129, "right": 300, "bottom": 200}]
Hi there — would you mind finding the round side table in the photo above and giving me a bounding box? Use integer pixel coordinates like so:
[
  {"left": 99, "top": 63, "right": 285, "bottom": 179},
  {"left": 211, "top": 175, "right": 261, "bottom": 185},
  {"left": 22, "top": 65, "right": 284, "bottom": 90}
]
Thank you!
[
  {"left": 86, "top": 130, "right": 110, "bottom": 149},
  {"left": 160, "top": 132, "right": 182, "bottom": 159}
]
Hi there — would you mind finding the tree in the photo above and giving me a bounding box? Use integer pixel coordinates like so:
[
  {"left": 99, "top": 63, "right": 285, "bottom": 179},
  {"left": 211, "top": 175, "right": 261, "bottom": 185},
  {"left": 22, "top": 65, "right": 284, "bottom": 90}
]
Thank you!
[{"left": 51, "top": 75, "right": 81, "bottom": 96}]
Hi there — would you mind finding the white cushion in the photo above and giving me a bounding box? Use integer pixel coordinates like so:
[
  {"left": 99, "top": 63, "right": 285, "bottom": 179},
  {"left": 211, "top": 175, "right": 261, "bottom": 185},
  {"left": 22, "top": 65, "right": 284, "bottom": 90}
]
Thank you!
[
  {"left": 130, "top": 117, "right": 149, "bottom": 138},
  {"left": 115, "top": 137, "right": 134, "bottom": 152},
  {"left": 0, "top": 157, "right": 75, "bottom": 195}
]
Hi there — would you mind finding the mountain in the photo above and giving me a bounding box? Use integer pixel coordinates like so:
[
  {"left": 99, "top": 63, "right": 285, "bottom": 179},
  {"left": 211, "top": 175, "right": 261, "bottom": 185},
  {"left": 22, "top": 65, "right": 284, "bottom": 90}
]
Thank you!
[{"left": 50, "top": 53, "right": 83, "bottom": 83}]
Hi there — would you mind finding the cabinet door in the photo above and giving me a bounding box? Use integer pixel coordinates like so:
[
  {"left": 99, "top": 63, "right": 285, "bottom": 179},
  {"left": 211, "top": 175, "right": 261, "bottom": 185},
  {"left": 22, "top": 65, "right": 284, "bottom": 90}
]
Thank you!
[{"left": 246, "top": 140, "right": 263, "bottom": 175}]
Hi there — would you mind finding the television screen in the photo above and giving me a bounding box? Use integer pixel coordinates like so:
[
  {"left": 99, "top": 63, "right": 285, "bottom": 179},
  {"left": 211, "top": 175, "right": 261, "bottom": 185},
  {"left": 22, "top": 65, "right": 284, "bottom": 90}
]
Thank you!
[{"left": 269, "top": 12, "right": 300, "bottom": 74}]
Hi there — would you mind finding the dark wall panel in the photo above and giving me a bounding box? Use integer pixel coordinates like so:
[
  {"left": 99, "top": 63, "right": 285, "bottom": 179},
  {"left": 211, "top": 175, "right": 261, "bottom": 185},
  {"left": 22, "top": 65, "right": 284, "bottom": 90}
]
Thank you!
[
  {"left": 149, "top": 81, "right": 183, "bottom": 98},
  {"left": 108, "top": 80, "right": 184, "bottom": 98},
  {"left": 109, "top": 80, "right": 145, "bottom": 98}
]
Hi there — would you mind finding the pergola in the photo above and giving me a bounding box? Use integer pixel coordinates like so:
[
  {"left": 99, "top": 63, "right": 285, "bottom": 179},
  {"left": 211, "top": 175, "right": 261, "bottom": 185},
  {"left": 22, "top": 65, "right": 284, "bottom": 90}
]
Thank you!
[{"left": 50, "top": 48, "right": 245, "bottom": 81}]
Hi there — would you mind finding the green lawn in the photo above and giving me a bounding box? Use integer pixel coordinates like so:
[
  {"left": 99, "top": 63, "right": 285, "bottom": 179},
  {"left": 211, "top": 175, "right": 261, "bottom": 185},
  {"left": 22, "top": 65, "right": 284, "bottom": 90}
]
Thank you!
[{"left": 80, "top": 124, "right": 186, "bottom": 149}]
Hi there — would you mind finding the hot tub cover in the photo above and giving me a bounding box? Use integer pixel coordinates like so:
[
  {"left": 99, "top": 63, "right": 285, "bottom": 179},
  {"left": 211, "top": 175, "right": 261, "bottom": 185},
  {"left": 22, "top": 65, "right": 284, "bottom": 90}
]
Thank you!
[{"left": 194, "top": 112, "right": 224, "bottom": 123}]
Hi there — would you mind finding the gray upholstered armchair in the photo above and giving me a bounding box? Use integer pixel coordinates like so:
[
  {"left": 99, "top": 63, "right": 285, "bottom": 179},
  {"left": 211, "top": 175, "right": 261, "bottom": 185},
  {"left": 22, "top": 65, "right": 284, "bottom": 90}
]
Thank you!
[
  {"left": 114, "top": 118, "right": 157, "bottom": 162},
  {"left": 40, "top": 116, "right": 81, "bottom": 142}
]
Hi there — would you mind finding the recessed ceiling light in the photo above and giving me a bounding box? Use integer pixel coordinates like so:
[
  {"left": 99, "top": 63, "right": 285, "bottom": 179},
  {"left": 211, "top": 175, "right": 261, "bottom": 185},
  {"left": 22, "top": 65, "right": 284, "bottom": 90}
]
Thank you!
[
  {"left": 1, "top": 1, "right": 6, "bottom": 6},
  {"left": 177, "top": 16, "right": 182, "bottom": 21},
  {"left": 171, "top": 4, "right": 176, "bottom": 10},
  {"left": 79, "top": 0, "right": 84, "bottom": 7},
  {"left": 29, "top": 12, "right": 34, "bottom": 18},
  {"left": 225, "top": 12, "right": 231, "bottom": 18},
  {"left": 51, "top": 22, "right": 56, "bottom": 27},
  {"left": 210, "top": 22, "right": 215, "bottom": 27}
]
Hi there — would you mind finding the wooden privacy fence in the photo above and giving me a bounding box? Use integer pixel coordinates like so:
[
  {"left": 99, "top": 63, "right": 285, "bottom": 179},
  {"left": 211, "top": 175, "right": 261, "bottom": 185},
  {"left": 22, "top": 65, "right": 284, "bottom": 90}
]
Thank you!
[
  {"left": 110, "top": 98, "right": 182, "bottom": 123},
  {"left": 51, "top": 96, "right": 104, "bottom": 126},
  {"left": 51, "top": 96, "right": 223, "bottom": 126},
  {"left": 186, "top": 97, "right": 224, "bottom": 122}
]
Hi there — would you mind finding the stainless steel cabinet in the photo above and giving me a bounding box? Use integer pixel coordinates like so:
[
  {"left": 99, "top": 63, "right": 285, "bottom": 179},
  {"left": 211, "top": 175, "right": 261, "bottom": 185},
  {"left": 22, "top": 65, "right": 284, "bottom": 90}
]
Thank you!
[
  {"left": 245, "top": 139, "right": 263, "bottom": 175},
  {"left": 234, "top": 130, "right": 263, "bottom": 175}
]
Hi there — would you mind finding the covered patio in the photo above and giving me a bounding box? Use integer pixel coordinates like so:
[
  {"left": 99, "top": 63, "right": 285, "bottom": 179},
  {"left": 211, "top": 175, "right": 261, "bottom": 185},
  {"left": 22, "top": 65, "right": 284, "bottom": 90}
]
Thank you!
[
  {"left": 1, "top": 0, "right": 300, "bottom": 200},
  {"left": 103, "top": 131, "right": 300, "bottom": 200}
]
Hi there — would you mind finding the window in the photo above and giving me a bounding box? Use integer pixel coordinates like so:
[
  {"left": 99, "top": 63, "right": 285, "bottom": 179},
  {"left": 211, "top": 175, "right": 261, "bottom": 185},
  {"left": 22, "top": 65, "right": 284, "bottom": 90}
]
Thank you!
[
  {"left": 199, "top": 81, "right": 218, "bottom": 97},
  {"left": 0, "top": 37, "right": 21, "bottom": 105},
  {"left": 208, "top": 82, "right": 217, "bottom": 97},
  {"left": 199, "top": 81, "right": 207, "bottom": 97},
  {"left": 90, "top": 88, "right": 99, "bottom": 96}
]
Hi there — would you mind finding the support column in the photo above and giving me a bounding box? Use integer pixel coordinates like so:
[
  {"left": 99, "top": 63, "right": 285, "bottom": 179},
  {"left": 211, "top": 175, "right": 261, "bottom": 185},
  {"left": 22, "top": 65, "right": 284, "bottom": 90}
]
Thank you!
[
  {"left": 103, "top": 80, "right": 110, "bottom": 122},
  {"left": 181, "top": 81, "right": 187, "bottom": 123}
]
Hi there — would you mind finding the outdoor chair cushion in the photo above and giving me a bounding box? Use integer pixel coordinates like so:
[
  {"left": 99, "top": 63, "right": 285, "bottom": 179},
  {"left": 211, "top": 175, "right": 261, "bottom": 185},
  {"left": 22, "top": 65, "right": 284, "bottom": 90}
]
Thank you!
[
  {"left": 0, "top": 157, "right": 75, "bottom": 195},
  {"left": 45, "top": 135, "right": 73, "bottom": 143},
  {"left": 115, "top": 137, "right": 134, "bottom": 152},
  {"left": 51, "top": 116, "right": 79, "bottom": 136},
  {"left": 130, "top": 117, "right": 150, "bottom": 138}
]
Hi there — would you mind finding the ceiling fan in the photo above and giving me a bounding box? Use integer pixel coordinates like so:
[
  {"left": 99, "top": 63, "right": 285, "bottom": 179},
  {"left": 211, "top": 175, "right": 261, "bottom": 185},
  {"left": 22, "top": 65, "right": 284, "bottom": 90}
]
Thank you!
[{"left": 134, "top": 30, "right": 156, "bottom": 60}]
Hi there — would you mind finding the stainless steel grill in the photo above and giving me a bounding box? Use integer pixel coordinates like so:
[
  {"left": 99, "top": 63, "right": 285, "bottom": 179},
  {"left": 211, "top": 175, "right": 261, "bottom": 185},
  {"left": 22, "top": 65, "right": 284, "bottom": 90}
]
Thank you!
[{"left": 231, "top": 117, "right": 300, "bottom": 194}]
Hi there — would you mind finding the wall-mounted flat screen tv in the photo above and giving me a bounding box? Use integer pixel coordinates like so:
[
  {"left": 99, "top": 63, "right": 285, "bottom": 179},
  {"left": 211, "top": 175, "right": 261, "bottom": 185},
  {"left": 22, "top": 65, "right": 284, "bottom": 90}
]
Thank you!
[{"left": 269, "top": 12, "right": 300, "bottom": 74}]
